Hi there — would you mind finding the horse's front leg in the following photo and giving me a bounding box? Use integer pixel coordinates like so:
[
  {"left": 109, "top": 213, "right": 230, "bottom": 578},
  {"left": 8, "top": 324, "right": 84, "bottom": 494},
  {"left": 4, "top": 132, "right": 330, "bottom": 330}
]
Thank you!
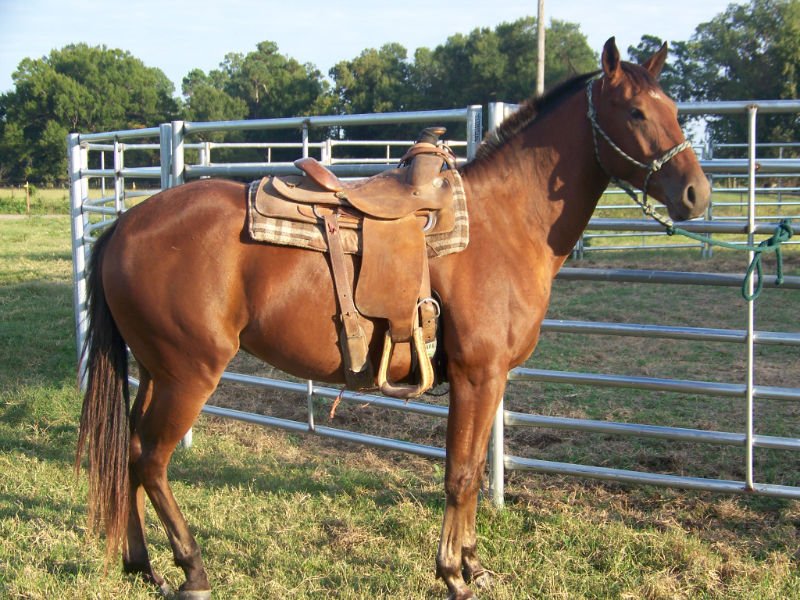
[{"left": 436, "top": 363, "right": 506, "bottom": 600}]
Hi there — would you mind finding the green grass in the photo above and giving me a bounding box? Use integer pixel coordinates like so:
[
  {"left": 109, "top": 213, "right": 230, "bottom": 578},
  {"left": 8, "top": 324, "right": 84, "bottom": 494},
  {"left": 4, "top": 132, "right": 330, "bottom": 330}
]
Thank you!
[
  {"left": 1, "top": 216, "right": 799, "bottom": 598},
  {"left": 0, "top": 187, "right": 72, "bottom": 215},
  {"left": 0, "top": 186, "right": 155, "bottom": 216}
]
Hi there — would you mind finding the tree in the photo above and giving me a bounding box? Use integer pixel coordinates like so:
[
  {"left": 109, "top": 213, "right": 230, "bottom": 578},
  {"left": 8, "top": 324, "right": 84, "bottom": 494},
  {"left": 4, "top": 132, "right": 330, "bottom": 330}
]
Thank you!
[
  {"left": 410, "top": 23, "right": 516, "bottom": 109},
  {"left": 330, "top": 43, "right": 413, "bottom": 115},
  {"left": 0, "top": 44, "right": 179, "bottom": 184},
  {"left": 183, "top": 41, "right": 332, "bottom": 160},
  {"left": 682, "top": 0, "right": 800, "bottom": 150},
  {"left": 329, "top": 43, "right": 416, "bottom": 141},
  {"left": 409, "top": 17, "right": 596, "bottom": 110},
  {"left": 220, "top": 41, "right": 330, "bottom": 120},
  {"left": 541, "top": 20, "right": 599, "bottom": 93},
  {"left": 330, "top": 18, "right": 597, "bottom": 142},
  {"left": 182, "top": 68, "right": 247, "bottom": 124}
]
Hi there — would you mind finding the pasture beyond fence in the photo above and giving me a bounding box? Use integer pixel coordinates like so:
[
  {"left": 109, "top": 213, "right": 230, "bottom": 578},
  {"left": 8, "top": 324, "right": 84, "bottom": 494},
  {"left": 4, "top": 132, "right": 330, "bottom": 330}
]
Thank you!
[{"left": 68, "top": 99, "right": 800, "bottom": 505}]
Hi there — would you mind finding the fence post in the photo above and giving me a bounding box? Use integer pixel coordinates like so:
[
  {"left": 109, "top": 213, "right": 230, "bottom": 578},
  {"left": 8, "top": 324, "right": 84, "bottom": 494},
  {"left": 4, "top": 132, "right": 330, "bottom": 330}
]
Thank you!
[
  {"left": 113, "top": 140, "right": 124, "bottom": 213},
  {"left": 485, "top": 102, "right": 506, "bottom": 507},
  {"left": 489, "top": 398, "right": 505, "bottom": 507},
  {"left": 200, "top": 142, "right": 211, "bottom": 169},
  {"left": 744, "top": 105, "right": 758, "bottom": 491},
  {"left": 100, "top": 151, "right": 107, "bottom": 199},
  {"left": 159, "top": 123, "right": 173, "bottom": 190},
  {"left": 67, "top": 133, "right": 89, "bottom": 389},
  {"left": 171, "top": 120, "right": 185, "bottom": 186},
  {"left": 302, "top": 122, "right": 310, "bottom": 158},
  {"left": 322, "top": 138, "right": 332, "bottom": 165},
  {"left": 466, "top": 105, "right": 483, "bottom": 160}
]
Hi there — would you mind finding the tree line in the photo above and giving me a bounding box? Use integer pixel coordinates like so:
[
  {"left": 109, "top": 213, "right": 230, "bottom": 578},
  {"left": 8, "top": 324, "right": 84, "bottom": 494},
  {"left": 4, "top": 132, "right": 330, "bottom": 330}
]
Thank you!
[{"left": 1, "top": 0, "right": 798, "bottom": 185}]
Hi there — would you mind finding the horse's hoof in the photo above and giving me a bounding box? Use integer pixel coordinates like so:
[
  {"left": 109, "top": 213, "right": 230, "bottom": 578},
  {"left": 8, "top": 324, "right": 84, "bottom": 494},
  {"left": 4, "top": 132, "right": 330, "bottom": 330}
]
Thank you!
[
  {"left": 472, "top": 570, "right": 493, "bottom": 590},
  {"left": 157, "top": 581, "right": 174, "bottom": 598},
  {"left": 176, "top": 590, "right": 211, "bottom": 600},
  {"left": 472, "top": 571, "right": 492, "bottom": 590},
  {"left": 447, "top": 590, "right": 476, "bottom": 600}
]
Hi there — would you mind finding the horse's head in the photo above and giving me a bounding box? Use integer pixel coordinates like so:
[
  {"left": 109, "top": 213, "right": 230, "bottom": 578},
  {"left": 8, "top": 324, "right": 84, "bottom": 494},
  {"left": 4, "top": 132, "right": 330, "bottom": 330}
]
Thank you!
[{"left": 590, "top": 37, "right": 710, "bottom": 222}]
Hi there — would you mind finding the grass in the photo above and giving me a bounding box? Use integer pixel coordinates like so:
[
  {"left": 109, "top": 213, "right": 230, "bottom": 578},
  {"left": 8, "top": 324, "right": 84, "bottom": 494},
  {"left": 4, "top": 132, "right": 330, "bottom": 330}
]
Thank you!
[
  {"left": 0, "top": 187, "right": 72, "bottom": 215},
  {"left": 1, "top": 216, "right": 799, "bottom": 598},
  {"left": 0, "top": 186, "right": 155, "bottom": 216}
]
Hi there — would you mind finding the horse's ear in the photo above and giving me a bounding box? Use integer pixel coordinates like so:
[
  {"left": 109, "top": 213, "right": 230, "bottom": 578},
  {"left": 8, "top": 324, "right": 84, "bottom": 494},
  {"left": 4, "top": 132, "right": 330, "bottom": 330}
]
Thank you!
[
  {"left": 602, "top": 37, "right": 621, "bottom": 83},
  {"left": 642, "top": 42, "right": 669, "bottom": 79}
]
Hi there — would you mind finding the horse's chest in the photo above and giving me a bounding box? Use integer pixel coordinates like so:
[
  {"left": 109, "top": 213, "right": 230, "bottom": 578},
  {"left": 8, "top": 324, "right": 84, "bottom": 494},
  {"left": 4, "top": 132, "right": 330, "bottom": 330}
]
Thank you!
[{"left": 433, "top": 255, "right": 551, "bottom": 366}]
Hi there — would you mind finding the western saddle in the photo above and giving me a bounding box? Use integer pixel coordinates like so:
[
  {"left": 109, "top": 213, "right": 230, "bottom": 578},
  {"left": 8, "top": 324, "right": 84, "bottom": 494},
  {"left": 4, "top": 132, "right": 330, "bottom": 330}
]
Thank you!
[{"left": 248, "top": 127, "right": 467, "bottom": 399}]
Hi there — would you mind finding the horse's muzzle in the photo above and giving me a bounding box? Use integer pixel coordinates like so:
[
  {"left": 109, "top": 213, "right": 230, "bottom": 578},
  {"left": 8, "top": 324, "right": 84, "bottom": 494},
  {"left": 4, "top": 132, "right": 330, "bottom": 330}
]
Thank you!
[{"left": 668, "top": 175, "right": 711, "bottom": 221}]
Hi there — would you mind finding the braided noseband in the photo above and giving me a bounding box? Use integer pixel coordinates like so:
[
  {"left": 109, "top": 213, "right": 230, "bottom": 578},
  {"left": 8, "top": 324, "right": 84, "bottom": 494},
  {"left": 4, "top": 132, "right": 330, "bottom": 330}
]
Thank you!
[{"left": 586, "top": 77, "right": 692, "bottom": 228}]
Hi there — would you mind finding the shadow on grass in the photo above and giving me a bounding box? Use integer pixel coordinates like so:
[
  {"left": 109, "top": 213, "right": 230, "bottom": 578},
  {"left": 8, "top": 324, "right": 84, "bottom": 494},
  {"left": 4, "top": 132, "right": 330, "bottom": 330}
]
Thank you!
[
  {"left": 0, "top": 420, "right": 77, "bottom": 463},
  {"left": 0, "top": 489, "right": 85, "bottom": 526},
  {"left": 0, "top": 280, "right": 77, "bottom": 389},
  {"left": 0, "top": 250, "right": 74, "bottom": 263},
  {"left": 169, "top": 435, "right": 444, "bottom": 511},
  {"left": 507, "top": 477, "right": 800, "bottom": 562}
]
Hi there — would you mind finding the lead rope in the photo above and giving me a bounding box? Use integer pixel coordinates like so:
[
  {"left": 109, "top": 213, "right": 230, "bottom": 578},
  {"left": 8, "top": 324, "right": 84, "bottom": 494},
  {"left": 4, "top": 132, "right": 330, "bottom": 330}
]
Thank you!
[
  {"left": 586, "top": 77, "right": 794, "bottom": 300},
  {"left": 668, "top": 220, "right": 793, "bottom": 301}
]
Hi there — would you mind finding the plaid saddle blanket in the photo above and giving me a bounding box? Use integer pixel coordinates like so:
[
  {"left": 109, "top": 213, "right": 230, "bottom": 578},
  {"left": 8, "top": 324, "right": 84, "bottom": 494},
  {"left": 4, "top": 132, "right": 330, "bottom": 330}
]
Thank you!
[{"left": 246, "top": 169, "right": 469, "bottom": 258}]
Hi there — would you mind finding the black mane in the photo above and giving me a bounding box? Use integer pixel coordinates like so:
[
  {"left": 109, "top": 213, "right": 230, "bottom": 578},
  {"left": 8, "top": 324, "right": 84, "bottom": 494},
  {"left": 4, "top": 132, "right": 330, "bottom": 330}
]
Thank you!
[{"left": 464, "top": 70, "right": 601, "bottom": 169}]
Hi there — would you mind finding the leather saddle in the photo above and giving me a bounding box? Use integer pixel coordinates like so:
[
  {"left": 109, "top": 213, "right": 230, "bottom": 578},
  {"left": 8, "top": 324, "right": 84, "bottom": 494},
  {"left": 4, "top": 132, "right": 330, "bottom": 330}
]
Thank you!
[{"left": 250, "top": 127, "right": 465, "bottom": 399}]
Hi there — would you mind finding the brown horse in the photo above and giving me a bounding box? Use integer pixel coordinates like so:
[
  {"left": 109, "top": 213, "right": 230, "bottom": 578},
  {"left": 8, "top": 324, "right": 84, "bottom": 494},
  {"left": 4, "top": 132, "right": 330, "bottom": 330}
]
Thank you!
[{"left": 76, "top": 38, "right": 710, "bottom": 599}]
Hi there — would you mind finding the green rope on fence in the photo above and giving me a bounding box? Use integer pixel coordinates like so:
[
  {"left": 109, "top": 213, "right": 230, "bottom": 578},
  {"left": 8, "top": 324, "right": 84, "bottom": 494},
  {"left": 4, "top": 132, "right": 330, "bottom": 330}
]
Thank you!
[{"left": 667, "top": 219, "right": 794, "bottom": 301}]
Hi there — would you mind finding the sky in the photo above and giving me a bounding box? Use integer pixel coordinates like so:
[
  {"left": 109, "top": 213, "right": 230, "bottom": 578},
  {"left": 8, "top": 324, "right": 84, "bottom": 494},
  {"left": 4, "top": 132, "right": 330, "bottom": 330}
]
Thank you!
[{"left": 0, "top": 0, "right": 742, "bottom": 96}]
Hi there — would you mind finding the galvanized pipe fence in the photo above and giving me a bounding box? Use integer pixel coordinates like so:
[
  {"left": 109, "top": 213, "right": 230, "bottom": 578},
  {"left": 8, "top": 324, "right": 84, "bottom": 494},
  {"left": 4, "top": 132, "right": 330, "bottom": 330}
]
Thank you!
[
  {"left": 68, "top": 99, "right": 800, "bottom": 506},
  {"left": 491, "top": 100, "right": 800, "bottom": 258}
]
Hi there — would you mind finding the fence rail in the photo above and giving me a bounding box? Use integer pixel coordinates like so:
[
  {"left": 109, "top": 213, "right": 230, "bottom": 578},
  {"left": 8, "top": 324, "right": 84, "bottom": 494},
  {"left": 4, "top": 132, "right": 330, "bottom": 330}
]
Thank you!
[{"left": 68, "top": 98, "right": 800, "bottom": 506}]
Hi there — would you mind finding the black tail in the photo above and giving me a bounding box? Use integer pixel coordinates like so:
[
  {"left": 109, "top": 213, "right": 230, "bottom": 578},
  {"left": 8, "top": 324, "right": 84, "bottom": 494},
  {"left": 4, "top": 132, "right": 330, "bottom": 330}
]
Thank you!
[{"left": 75, "top": 222, "right": 130, "bottom": 559}]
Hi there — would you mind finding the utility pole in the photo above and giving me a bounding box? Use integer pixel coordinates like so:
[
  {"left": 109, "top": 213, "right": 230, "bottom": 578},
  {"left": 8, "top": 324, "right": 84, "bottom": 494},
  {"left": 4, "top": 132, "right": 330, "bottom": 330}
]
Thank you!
[{"left": 536, "top": 0, "right": 545, "bottom": 96}]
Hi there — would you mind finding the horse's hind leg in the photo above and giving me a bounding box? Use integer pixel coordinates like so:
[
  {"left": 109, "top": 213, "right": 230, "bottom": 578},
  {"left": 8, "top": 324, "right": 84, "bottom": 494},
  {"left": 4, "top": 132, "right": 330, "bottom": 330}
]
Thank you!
[
  {"left": 123, "top": 368, "right": 172, "bottom": 595},
  {"left": 132, "top": 373, "right": 223, "bottom": 599}
]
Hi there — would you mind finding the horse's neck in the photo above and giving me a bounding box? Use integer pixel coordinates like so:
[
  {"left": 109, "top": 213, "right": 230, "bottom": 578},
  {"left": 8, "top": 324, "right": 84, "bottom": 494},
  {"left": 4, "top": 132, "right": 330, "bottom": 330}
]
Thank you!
[{"left": 463, "top": 91, "right": 609, "bottom": 271}]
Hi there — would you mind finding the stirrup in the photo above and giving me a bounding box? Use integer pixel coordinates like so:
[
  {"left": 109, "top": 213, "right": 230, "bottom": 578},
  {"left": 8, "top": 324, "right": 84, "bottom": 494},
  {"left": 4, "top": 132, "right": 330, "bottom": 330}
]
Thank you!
[{"left": 377, "top": 328, "right": 434, "bottom": 399}]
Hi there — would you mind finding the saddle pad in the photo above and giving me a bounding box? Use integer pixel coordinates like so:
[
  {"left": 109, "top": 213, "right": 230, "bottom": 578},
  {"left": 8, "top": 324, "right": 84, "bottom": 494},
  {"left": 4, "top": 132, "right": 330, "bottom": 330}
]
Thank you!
[{"left": 247, "top": 170, "right": 469, "bottom": 258}]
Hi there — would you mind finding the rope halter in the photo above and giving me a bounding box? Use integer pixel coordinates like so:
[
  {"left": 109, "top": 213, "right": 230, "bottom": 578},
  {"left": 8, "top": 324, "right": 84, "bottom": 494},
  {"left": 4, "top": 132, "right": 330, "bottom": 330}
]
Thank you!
[{"left": 586, "top": 77, "right": 692, "bottom": 229}]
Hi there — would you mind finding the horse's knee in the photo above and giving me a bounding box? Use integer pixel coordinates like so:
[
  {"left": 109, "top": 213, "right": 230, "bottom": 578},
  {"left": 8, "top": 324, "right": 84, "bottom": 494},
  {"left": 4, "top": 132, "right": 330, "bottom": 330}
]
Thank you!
[{"left": 444, "top": 465, "right": 483, "bottom": 504}]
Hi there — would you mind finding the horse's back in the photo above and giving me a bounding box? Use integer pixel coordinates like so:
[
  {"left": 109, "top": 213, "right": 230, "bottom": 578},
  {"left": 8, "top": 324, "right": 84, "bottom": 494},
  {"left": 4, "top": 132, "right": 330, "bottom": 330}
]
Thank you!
[{"left": 112, "top": 178, "right": 247, "bottom": 241}]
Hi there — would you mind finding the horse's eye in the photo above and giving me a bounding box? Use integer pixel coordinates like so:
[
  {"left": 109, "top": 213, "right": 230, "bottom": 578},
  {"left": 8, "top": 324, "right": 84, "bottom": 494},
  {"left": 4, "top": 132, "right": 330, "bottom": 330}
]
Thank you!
[{"left": 630, "top": 108, "right": 646, "bottom": 121}]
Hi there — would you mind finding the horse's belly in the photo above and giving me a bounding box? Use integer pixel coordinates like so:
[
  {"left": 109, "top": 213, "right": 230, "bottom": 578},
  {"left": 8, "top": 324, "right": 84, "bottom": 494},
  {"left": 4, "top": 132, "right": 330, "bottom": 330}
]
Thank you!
[{"left": 239, "top": 244, "right": 386, "bottom": 383}]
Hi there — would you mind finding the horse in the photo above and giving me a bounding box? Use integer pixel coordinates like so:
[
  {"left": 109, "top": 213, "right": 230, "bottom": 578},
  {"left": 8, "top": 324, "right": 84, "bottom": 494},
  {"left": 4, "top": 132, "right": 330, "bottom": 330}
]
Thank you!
[{"left": 76, "top": 38, "right": 710, "bottom": 599}]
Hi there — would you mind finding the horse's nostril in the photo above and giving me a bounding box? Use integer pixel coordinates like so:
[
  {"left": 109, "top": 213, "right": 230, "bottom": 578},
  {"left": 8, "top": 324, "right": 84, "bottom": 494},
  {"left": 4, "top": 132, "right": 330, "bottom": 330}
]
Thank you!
[{"left": 686, "top": 185, "right": 697, "bottom": 206}]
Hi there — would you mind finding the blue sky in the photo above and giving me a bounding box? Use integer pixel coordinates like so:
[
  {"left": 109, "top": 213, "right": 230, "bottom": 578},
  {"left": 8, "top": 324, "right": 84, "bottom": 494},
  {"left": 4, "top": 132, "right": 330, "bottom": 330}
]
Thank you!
[{"left": 0, "top": 0, "right": 740, "bottom": 95}]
